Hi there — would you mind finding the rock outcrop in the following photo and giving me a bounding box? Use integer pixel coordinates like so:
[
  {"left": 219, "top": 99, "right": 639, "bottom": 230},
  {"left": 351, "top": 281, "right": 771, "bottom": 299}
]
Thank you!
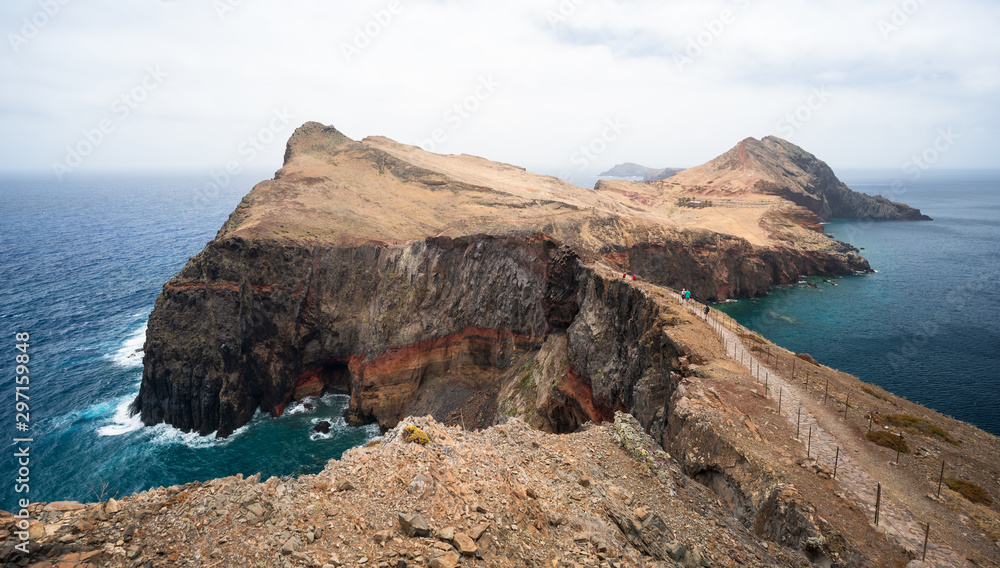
[
  {"left": 663, "top": 136, "right": 932, "bottom": 221},
  {"left": 134, "top": 122, "right": 881, "bottom": 438},
  {"left": 1, "top": 415, "right": 915, "bottom": 568}
]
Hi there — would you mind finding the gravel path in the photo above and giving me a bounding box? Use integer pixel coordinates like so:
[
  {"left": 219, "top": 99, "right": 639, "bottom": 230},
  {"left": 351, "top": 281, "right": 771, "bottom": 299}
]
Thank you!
[{"left": 680, "top": 298, "right": 972, "bottom": 568}]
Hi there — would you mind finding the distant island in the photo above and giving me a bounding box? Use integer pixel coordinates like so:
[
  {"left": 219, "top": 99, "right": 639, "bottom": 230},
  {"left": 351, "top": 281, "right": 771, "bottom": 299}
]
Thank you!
[{"left": 599, "top": 162, "right": 683, "bottom": 181}]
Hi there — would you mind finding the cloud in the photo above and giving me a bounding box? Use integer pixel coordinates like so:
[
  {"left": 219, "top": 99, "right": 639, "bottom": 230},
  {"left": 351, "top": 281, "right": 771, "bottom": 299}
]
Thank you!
[{"left": 1, "top": 0, "right": 997, "bottom": 178}]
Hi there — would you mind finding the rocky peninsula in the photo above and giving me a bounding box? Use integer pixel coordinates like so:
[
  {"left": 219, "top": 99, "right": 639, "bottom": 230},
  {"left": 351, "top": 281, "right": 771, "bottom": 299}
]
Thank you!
[{"left": 10, "top": 122, "right": 994, "bottom": 568}]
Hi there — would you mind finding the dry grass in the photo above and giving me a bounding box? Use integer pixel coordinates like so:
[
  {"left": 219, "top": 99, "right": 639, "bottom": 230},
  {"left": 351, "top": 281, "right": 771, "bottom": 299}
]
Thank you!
[
  {"left": 877, "top": 414, "right": 960, "bottom": 446},
  {"left": 866, "top": 431, "right": 910, "bottom": 454},
  {"left": 794, "top": 353, "right": 821, "bottom": 366},
  {"left": 943, "top": 479, "right": 993, "bottom": 506}
]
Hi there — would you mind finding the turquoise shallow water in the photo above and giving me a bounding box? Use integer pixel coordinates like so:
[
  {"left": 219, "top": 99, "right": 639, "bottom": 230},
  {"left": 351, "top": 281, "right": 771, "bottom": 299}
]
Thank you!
[{"left": 716, "top": 170, "right": 1000, "bottom": 435}]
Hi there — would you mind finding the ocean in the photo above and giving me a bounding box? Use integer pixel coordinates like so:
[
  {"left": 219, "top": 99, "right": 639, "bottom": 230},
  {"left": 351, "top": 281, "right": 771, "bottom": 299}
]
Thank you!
[
  {"left": 0, "top": 169, "right": 996, "bottom": 512},
  {"left": 0, "top": 173, "right": 378, "bottom": 512},
  {"left": 716, "top": 169, "right": 1000, "bottom": 436}
]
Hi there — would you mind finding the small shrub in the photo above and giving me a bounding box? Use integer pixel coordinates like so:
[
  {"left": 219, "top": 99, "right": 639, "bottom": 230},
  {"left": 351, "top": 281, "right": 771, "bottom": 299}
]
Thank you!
[
  {"left": 878, "top": 414, "right": 960, "bottom": 446},
  {"left": 944, "top": 479, "right": 993, "bottom": 505},
  {"left": 862, "top": 386, "right": 887, "bottom": 401},
  {"left": 866, "top": 431, "right": 909, "bottom": 454},
  {"left": 401, "top": 425, "right": 429, "bottom": 445},
  {"left": 364, "top": 439, "right": 382, "bottom": 448},
  {"left": 738, "top": 332, "right": 766, "bottom": 345},
  {"left": 794, "top": 353, "right": 820, "bottom": 366}
]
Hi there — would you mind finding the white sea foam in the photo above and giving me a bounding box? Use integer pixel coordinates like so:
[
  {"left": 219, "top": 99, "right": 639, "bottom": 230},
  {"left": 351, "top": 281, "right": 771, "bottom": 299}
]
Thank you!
[
  {"left": 111, "top": 324, "right": 146, "bottom": 367},
  {"left": 96, "top": 395, "right": 143, "bottom": 436},
  {"left": 145, "top": 410, "right": 258, "bottom": 448}
]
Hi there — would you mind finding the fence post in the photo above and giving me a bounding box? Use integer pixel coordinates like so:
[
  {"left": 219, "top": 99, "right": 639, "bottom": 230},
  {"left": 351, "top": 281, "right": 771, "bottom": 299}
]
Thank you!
[
  {"left": 796, "top": 407, "right": 802, "bottom": 440},
  {"left": 824, "top": 378, "right": 829, "bottom": 404},
  {"left": 778, "top": 388, "right": 782, "bottom": 415},
  {"left": 833, "top": 447, "right": 839, "bottom": 479},
  {"left": 844, "top": 394, "right": 850, "bottom": 420},
  {"left": 874, "top": 482, "right": 882, "bottom": 526},
  {"left": 895, "top": 432, "right": 904, "bottom": 464},
  {"left": 937, "top": 461, "right": 946, "bottom": 497},
  {"left": 807, "top": 426, "right": 813, "bottom": 458},
  {"left": 922, "top": 523, "right": 930, "bottom": 562}
]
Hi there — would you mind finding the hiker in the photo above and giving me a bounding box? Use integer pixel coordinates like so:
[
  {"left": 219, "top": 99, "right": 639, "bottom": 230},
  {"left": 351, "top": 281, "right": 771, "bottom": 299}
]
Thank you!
[
  {"left": 623, "top": 272, "right": 627, "bottom": 279},
  {"left": 703, "top": 305, "right": 710, "bottom": 318},
  {"left": 684, "top": 289, "right": 692, "bottom": 302},
  {"left": 632, "top": 274, "right": 637, "bottom": 281}
]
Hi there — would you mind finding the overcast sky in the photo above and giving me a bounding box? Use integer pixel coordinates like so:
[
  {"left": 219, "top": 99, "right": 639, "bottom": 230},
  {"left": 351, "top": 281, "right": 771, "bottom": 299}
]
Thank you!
[{"left": 2, "top": 0, "right": 998, "bottom": 182}]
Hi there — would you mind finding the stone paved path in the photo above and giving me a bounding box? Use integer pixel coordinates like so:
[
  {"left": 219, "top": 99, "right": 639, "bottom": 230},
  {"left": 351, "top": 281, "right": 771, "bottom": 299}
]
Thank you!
[{"left": 678, "top": 298, "right": 971, "bottom": 568}]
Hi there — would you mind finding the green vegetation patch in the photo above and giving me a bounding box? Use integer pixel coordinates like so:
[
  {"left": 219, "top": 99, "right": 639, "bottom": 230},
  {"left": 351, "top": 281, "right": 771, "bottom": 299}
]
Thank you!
[
  {"left": 861, "top": 386, "right": 887, "bottom": 401},
  {"left": 865, "top": 431, "right": 910, "bottom": 454},
  {"left": 517, "top": 360, "right": 538, "bottom": 390},
  {"left": 401, "top": 425, "right": 429, "bottom": 445},
  {"left": 943, "top": 479, "right": 993, "bottom": 506},
  {"left": 878, "top": 414, "right": 960, "bottom": 446}
]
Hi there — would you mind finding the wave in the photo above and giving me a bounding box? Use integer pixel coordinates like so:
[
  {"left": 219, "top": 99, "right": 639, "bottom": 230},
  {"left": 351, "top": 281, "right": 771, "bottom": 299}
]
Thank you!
[
  {"left": 110, "top": 324, "right": 146, "bottom": 368},
  {"left": 95, "top": 395, "right": 143, "bottom": 436}
]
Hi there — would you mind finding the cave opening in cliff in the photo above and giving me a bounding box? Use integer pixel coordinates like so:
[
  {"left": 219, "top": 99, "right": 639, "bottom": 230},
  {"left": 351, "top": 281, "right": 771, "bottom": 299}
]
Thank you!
[{"left": 292, "top": 360, "right": 351, "bottom": 401}]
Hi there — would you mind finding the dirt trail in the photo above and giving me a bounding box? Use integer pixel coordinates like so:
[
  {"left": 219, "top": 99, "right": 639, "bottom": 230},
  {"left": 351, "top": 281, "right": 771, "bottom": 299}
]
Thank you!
[{"left": 677, "top": 297, "right": 972, "bottom": 568}]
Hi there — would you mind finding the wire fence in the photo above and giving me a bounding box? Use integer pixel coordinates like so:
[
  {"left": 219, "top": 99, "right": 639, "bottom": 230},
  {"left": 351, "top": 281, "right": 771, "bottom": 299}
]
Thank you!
[{"left": 675, "top": 294, "right": 969, "bottom": 567}]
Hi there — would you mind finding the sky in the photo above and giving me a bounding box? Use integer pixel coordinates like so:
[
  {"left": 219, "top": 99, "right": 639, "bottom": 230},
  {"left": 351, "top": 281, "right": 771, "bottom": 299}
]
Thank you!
[{"left": 2, "top": 0, "right": 998, "bottom": 183}]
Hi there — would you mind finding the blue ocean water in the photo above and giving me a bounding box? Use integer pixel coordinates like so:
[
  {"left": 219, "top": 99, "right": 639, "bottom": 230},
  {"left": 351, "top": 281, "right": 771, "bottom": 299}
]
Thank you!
[
  {"left": 717, "top": 170, "right": 1000, "bottom": 436},
  {"left": 0, "top": 174, "right": 377, "bottom": 512}
]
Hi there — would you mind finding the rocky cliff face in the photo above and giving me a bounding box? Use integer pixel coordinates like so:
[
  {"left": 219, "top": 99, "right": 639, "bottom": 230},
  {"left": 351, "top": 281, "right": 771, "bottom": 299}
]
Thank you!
[
  {"left": 119, "top": 123, "right": 991, "bottom": 566},
  {"left": 135, "top": 122, "right": 878, "bottom": 438}
]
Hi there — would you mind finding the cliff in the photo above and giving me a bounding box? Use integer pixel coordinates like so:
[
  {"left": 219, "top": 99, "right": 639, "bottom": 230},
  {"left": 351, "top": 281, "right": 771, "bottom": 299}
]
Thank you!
[
  {"left": 115, "top": 122, "right": 1000, "bottom": 566},
  {"left": 133, "top": 122, "right": 875, "bottom": 438},
  {"left": 662, "top": 136, "right": 932, "bottom": 221}
]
